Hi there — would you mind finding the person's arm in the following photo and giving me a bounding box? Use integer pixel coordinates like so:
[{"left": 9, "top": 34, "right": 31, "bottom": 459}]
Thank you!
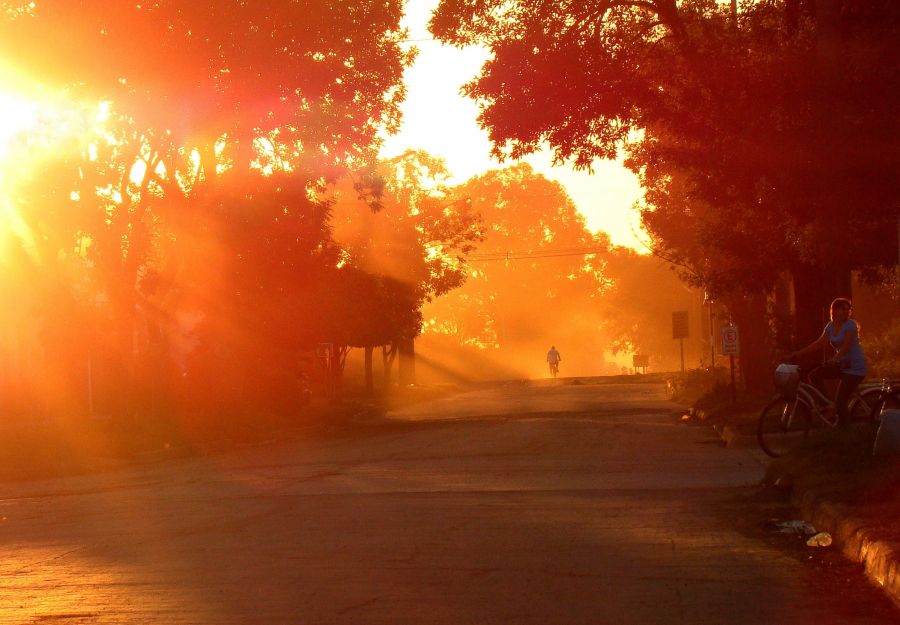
[
  {"left": 792, "top": 329, "right": 828, "bottom": 360},
  {"left": 828, "top": 322, "right": 857, "bottom": 365}
]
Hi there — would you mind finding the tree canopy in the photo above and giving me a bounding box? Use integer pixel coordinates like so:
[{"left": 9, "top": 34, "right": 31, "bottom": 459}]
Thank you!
[
  {"left": 424, "top": 164, "right": 607, "bottom": 375},
  {"left": 420, "top": 163, "right": 706, "bottom": 376},
  {"left": 0, "top": 0, "right": 412, "bottom": 165},
  {"left": 0, "top": 0, "right": 422, "bottom": 415},
  {"left": 431, "top": 0, "right": 899, "bottom": 345}
]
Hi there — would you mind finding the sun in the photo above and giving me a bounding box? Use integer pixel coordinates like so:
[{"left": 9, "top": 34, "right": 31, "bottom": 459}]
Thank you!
[
  {"left": 0, "top": 87, "right": 43, "bottom": 262},
  {"left": 0, "top": 90, "right": 38, "bottom": 161}
]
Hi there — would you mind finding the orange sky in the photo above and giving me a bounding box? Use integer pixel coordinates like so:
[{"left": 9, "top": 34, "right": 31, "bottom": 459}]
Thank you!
[{"left": 379, "top": 0, "right": 647, "bottom": 252}]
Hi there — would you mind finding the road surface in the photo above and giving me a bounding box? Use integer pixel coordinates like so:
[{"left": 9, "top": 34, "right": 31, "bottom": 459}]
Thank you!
[{"left": 1, "top": 378, "right": 897, "bottom": 624}]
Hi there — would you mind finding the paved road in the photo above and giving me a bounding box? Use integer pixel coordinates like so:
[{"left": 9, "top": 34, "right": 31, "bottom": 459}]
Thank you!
[{"left": 1, "top": 379, "right": 898, "bottom": 624}]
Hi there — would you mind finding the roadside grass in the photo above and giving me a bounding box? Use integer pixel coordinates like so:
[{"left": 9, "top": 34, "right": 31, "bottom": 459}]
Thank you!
[
  {"left": 0, "top": 384, "right": 461, "bottom": 483},
  {"left": 680, "top": 368, "right": 900, "bottom": 549},
  {"left": 675, "top": 372, "right": 769, "bottom": 434},
  {"left": 691, "top": 390, "right": 770, "bottom": 433},
  {"left": 764, "top": 424, "right": 900, "bottom": 541}
]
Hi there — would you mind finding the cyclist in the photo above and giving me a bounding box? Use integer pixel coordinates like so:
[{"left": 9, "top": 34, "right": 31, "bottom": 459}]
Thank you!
[
  {"left": 791, "top": 297, "right": 867, "bottom": 428},
  {"left": 546, "top": 346, "right": 561, "bottom": 377}
]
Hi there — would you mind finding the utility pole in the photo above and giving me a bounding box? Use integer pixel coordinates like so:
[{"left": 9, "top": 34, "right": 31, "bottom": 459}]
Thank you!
[{"left": 703, "top": 291, "right": 716, "bottom": 368}]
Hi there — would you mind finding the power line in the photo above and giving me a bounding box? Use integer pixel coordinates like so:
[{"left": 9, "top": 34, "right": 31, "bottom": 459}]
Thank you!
[
  {"left": 467, "top": 248, "right": 607, "bottom": 262},
  {"left": 467, "top": 246, "right": 605, "bottom": 258}
]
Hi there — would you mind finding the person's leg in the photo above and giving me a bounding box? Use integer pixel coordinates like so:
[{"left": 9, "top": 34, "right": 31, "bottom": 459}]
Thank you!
[
  {"left": 835, "top": 373, "right": 865, "bottom": 427},
  {"left": 808, "top": 364, "right": 839, "bottom": 399}
]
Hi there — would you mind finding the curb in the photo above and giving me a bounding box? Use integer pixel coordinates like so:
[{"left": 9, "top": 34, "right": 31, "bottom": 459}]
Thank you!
[
  {"left": 715, "top": 424, "right": 758, "bottom": 449},
  {"left": 698, "top": 405, "right": 900, "bottom": 607},
  {"left": 796, "top": 490, "right": 900, "bottom": 606}
]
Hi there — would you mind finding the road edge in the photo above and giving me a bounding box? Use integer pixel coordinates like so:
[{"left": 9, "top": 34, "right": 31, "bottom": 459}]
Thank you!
[{"left": 795, "top": 490, "right": 900, "bottom": 606}]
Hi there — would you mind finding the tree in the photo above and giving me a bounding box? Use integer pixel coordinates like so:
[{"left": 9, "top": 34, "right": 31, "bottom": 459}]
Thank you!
[
  {"left": 599, "top": 247, "right": 706, "bottom": 371},
  {"left": 0, "top": 1, "right": 412, "bottom": 168},
  {"left": 330, "top": 150, "right": 483, "bottom": 390},
  {"left": 0, "top": 1, "right": 413, "bottom": 414},
  {"left": 318, "top": 269, "right": 422, "bottom": 395},
  {"left": 431, "top": 0, "right": 899, "bottom": 365},
  {"left": 423, "top": 163, "right": 614, "bottom": 376}
]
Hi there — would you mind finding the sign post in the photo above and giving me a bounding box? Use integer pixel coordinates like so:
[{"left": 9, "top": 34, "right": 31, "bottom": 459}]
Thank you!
[
  {"left": 632, "top": 354, "right": 649, "bottom": 374},
  {"left": 721, "top": 325, "right": 740, "bottom": 402},
  {"left": 672, "top": 311, "right": 689, "bottom": 372}
]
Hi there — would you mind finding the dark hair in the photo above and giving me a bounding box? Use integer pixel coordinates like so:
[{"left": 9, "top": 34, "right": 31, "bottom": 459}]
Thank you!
[{"left": 830, "top": 297, "right": 852, "bottom": 312}]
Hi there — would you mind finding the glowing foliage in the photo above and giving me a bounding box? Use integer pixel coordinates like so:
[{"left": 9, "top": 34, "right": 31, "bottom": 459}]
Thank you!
[
  {"left": 0, "top": 0, "right": 413, "bottom": 416},
  {"left": 431, "top": 0, "right": 900, "bottom": 351}
]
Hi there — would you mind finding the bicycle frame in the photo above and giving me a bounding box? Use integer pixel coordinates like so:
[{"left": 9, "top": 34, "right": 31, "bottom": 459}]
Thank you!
[
  {"left": 760, "top": 365, "right": 872, "bottom": 457},
  {"left": 793, "top": 382, "right": 838, "bottom": 427}
]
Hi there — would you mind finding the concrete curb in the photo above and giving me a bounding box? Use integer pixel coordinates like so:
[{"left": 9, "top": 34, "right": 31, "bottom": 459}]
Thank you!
[{"left": 796, "top": 490, "right": 900, "bottom": 606}]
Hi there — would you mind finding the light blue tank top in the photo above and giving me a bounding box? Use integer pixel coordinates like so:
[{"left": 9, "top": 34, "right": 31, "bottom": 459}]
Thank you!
[{"left": 825, "top": 319, "right": 867, "bottom": 376}]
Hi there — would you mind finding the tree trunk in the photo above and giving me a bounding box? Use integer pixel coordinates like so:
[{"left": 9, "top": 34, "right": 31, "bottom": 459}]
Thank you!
[
  {"left": 382, "top": 343, "right": 398, "bottom": 387},
  {"left": 726, "top": 292, "right": 771, "bottom": 393},
  {"left": 364, "top": 346, "right": 374, "bottom": 395},
  {"left": 791, "top": 263, "right": 852, "bottom": 349},
  {"left": 398, "top": 338, "right": 416, "bottom": 386},
  {"left": 792, "top": 265, "right": 829, "bottom": 349},
  {"left": 330, "top": 345, "right": 350, "bottom": 403}
]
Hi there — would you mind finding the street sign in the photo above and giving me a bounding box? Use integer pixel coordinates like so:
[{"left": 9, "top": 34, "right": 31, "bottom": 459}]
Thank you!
[
  {"left": 632, "top": 354, "right": 649, "bottom": 374},
  {"left": 721, "top": 325, "right": 740, "bottom": 355},
  {"left": 672, "top": 311, "right": 689, "bottom": 339}
]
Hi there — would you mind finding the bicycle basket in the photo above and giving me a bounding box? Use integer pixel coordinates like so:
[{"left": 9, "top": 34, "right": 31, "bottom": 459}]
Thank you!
[{"left": 774, "top": 363, "right": 800, "bottom": 398}]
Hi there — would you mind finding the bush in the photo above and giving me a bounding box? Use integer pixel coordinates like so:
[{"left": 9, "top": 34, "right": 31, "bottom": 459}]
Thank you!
[
  {"left": 665, "top": 367, "right": 729, "bottom": 403},
  {"left": 867, "top": 317, "right": 900, "bottom": 379}
]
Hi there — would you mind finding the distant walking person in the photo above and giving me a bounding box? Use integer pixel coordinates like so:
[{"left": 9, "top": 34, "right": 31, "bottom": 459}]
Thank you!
[
  {"left": 546, "top": 346, "right": 561, "bottom": 378},
  {"left": 791, "top": 297, "right": 867, "bottom": 427}
]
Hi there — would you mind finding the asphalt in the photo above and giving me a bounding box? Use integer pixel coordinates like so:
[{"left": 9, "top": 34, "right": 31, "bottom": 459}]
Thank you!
[{"left": 1, "top": 379, "right": 898, "bottom": 624}]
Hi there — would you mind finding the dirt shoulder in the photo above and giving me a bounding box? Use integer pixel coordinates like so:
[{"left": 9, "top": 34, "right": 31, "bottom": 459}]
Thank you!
[{"left": 0, "top": 383, "right": 463, "bottom": 483}]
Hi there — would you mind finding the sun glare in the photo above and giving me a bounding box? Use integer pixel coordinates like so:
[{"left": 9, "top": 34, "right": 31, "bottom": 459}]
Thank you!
[
  {"left": 0, "top": 88, "right": 40, "bottom": 258},
  {"left": 0, "top": 90, "right": 38, "bottom": 161},
  {"left": 0, "top": 78, "right": 115, "bottom": 253}
]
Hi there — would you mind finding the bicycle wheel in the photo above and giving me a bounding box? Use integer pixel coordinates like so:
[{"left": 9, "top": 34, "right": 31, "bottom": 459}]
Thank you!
[
  {"left": 870, "top": 391, "right": 900, "bottom": 422},
  {"left": 758, "top": 396, "right": 811, "bottom": 458}
]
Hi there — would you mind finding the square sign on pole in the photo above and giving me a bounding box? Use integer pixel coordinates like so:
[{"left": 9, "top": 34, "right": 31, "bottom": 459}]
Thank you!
[
  {"left": 672, "top": 311, "right": 689, "bottom": 372},
  {"left": 721, "top": 325, "right": 740, "bottom": 355},
  {"left": 632, "top": 354, "right": 649, "bottom": 374},
  {"left": 671, "top": 311, "right": 689, "bottom": 339}
]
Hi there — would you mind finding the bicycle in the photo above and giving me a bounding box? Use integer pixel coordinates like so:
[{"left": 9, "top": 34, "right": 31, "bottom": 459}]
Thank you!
[
  {"left": 549, "top": 362, "right": 559, "bottom": 378},
  {"left": 857, "top": 377, "right": 900, "bottom": 421},
  {"left": 757, "top": 363, "right": 874, "bottom": 458}
]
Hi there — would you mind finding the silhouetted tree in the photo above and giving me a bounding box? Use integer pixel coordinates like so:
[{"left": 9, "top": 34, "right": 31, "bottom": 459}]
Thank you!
[
  {"left": 331, "top": 151, "right": 482, "bottom": 389},
  {"left": 600, "top": 248, "right": 705, "bottom": 371},
  {"left": 0, "top": 1, "right": 412, "bottom": 415},
  {"left": 423, "top": 164, "right": 614, "bottom": 375},
  {"left": 431, "top": 0, "right": 899, "bottom": 373}
]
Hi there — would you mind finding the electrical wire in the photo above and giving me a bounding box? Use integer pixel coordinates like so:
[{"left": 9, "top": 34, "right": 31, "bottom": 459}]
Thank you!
[{"left": 466, "top": 247, "right": 607, "bottom": 262}]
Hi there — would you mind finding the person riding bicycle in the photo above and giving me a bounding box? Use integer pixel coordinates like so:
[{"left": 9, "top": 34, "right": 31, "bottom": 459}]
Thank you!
[
  {"left": 546, "top": 346, "right": 561, "bottom": 376},
  {"left": 791, "top": 297, "right": 867, "bottom": 428}
]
